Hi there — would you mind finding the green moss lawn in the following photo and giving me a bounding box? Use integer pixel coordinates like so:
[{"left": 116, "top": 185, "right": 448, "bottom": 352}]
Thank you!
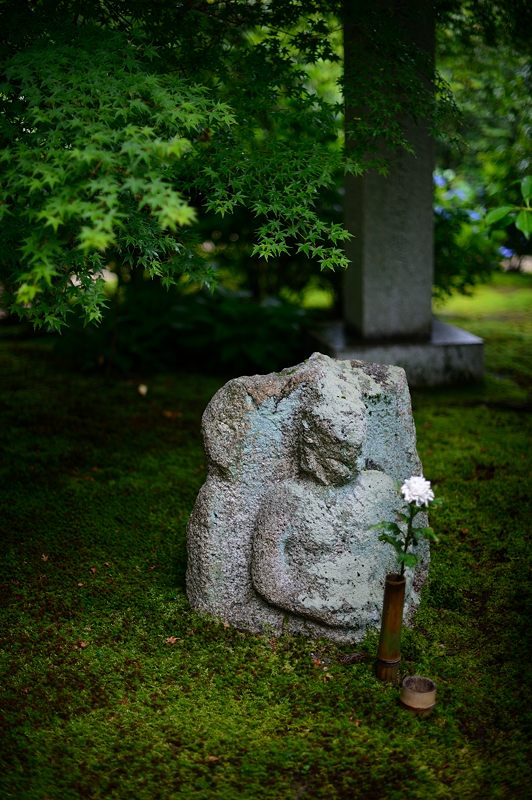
[{"left": 1, "top": 271, "right": 531, "bottom": 799}]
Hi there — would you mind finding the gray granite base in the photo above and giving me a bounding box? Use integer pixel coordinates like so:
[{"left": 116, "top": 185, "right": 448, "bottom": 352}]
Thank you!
[{"left": 313, "top": 319, "right": 483, "bottom": 387}]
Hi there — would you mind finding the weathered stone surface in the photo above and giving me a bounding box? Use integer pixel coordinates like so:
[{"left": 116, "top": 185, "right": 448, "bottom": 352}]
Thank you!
[{"left": 186, "top": 352, "right": 429, "bottom": 642}]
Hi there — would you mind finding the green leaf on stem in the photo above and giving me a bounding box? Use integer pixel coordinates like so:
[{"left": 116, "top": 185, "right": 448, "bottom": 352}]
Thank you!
[
  {"left": 485, "top": 206, "right": 514, "bottom": 225},
  {"left": 378, "top": 533, "right": 403, "bottom": 555},
  {"left": 374, "top": 521, "right": 403, "bottom": 536},
  {"left": 398, "top": 552, "right": 418, "bottom": 568},
  {"left": 521, "top": 176, "right": 532, "bottom": 203},
  {"left": 415, "top": 526, "right": 439, "bottom": 542},
  {"left": 515, "top": 209, "right": 532, "bottom": 238}
]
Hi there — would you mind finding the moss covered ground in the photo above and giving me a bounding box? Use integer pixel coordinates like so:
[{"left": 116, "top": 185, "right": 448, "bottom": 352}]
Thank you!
[{"left": 1, "top": 271, "right": 531, "bottom": 799}]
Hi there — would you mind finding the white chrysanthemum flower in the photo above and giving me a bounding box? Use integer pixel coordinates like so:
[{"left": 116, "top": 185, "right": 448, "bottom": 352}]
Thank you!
[{"left": 401, "top": 476, "right": 434, "bottom": 507}]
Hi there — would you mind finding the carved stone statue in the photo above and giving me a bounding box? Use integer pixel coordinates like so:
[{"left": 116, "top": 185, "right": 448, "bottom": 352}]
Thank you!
[{"left": 186, "top": 353, "right": 428, "bottom": 642}]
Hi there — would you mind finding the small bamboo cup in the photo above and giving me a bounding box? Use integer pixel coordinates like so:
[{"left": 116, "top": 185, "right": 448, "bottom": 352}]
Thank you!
[{"left": 399, "top": 675, "right": 437, "bottom": 716}]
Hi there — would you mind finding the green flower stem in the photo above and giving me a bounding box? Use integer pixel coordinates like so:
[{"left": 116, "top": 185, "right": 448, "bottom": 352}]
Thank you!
[{"left": 400, "top": 504, "right": 417, "bottom": 577}]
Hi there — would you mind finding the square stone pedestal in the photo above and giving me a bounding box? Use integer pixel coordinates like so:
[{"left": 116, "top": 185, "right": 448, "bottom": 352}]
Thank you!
[{"left": 313, "top": 318, "right": 483, "bottom": 388}]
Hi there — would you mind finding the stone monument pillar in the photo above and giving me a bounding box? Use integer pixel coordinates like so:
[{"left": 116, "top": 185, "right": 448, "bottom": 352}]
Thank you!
[
  {"left": 343, "top": 119, "right": 434, "bottom": 342},
  {"left": 317, "top": 0, "right": 483, "bottom": 387}
]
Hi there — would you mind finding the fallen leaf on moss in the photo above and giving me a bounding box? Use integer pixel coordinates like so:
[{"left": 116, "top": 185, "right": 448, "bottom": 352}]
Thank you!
[
  {"left": 337, "top": 652, "right": 366, "bottom": 665},
  {"left": 162, "top": 409, "right": 182, "bottom": 419}
]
